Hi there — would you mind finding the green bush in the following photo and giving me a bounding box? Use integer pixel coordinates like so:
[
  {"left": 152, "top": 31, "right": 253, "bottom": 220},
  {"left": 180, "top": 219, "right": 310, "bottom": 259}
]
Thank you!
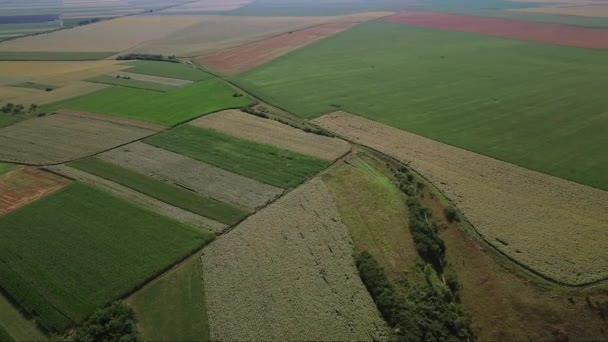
[
  {"left": 65, "top": 303, "right": 140, "bottom": 342},
  {"left": 444, "top": 206, "right": 460, "bottom": 223}
]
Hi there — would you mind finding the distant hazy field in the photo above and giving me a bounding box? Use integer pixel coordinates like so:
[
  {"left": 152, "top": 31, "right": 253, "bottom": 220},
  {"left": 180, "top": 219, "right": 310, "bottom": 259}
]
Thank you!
[{"left": 236, "top": 21, "right": 608, "bottom": 190}]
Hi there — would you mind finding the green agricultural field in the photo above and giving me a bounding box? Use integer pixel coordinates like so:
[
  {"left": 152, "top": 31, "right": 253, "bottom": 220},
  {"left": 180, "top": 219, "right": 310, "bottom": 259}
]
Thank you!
[
  {"left": 125, "top": 61, "right": 210, "bottom": 81},
  {"left": 236, "top": 21, "right": 608, "bottom": 190},
  {"left": 69, "top": 158, "right": 249, "bottom": 225},
  {"left": 146, "top": 125, "right": 329, "bottom": 188},
  {"left": 0, "top": 162, "right": 14, "bottom": 175},
  {"left": 0, "top": 183, "right": 214, "bottom": 332},
  {"left": 87, "top": 75, "right": 176, "bottom": 92},
  {"left": 0, "top": 294, "right": 46, "bottom": 342},
  {"left": 128, "top": 256, "right": 210, "bottom": 342},
  {"left": 0, "top": 51, "right": 116, "bottom": 61},
  {"left": 44, "top": 79, "right": 253, "bottom": 126}
]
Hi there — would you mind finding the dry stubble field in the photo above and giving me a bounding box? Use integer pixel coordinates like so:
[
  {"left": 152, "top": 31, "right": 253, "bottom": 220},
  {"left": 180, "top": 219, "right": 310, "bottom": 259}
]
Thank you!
[
  {"left": 0, "top": 111, "right": 161, "bottom": 165},
  {"left": 192, "top": 110, "right": 351, "bottom": 161},
  {"left": 0, "top": 166, "right": 69, "bottom": 215},
  {"left": 98, "top": 142, "right": 283, "bottom": 210},
  {"left": 314, "top": 111, "right": 608, "bottom": 286},
  {"left": 202, "top": 178, "right": 387, "bottom": 341}
]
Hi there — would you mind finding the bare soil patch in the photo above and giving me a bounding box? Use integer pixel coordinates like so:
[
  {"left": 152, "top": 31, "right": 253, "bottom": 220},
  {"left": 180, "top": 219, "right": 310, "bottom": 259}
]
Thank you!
[
  {"left": 108, "top": 72, "right": 193, "bottom": 87},
  {"left": 313, "top": 111, "right": 608, "bottom": 286},
  {"left": 0, "top": 112, "right": 159, "bottom": 165},
  {"left": 198, "top": 23, "right": 354, "bottom": 74},
  {"left": 192, "top": 110, "right": 350, "bottom": 161},
  {"left": 202, "top": 178, "right": 387, "bottom": 341},
  {"left": 99, "top": 142, "right": 283, "bottom": 210},
  {"left": 46, "top": 164, "right": 227, "bottom": 233},
  {"left": 0, "top": 166, "right": 68, "bottom": 215},
  {"left": 385, "top": 11, "right": 608, "bottom": 49}
]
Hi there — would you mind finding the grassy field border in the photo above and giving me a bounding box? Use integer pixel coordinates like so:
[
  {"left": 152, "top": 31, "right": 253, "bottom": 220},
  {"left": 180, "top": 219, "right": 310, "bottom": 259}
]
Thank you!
[
  {"left": 87, "top": 75, "right": 176, "bottom": 92},
  {"left": 0, "top": 51, "right": 117, "bottom": 61}
]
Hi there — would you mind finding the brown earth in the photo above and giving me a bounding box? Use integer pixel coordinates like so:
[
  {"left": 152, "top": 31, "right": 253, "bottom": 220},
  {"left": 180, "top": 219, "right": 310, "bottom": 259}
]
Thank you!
[
  {"left": 191, "top": 110, "right": 351, "bottom": 161},
  {"left": 313, "top": 111, "right": 608, "bottom": 286},
  {"left": 198, "top": 22, "right": 354, "bottom": 75},
  {"left": 46, "top": 164, "right": 227, "bottom": 233},
  {"left": 202, "top": 178, "right": 387, "bottom": 341},
  {"left": 0, "top": 166, "right": 69, "bottom": 215},
  {"left": 0, "top": 112, "right": 159, "bottom": 165},
  {"left": 385, "top": 11, "right": 608, "bottom": 49},
  {"left": 98, "top": 142, "right": 283, "bottom": 210}
]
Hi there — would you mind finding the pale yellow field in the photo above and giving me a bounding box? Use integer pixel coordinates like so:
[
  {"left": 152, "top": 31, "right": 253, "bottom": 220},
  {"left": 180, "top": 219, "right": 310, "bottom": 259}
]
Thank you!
[
  {"left": 314, "top": 111, "right": 608, "bottom": 286},
  {"left": 129, "top": 12, "right": 393, "bottom": 57},
  {"left": 511, "top": 4, "right": 608, "bottom": 17},
  {"left": 0, "top": 87, "right": 39, "bottom": 103},
  {"left": 160, "top": 0, "right": 253, "bottom": 12},
  {"left": 0, "top": 61, "right": 126, "bottom": 85},
  {"left": 0, "top": 16, "right": 206, "bottom": 53},
  {"left": 4, "top": 82, "right": 109, "bottom": 108}
]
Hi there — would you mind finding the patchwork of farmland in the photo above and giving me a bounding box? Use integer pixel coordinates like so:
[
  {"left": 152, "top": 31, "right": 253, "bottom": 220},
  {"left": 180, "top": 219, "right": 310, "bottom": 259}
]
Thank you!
[
  {"left": 235, "top": 20, "right": 608, "bottom": 190},
  {"left": 0, "top": 182, "right": 214, "bottom": 332},
  {"left": 0, "top": 166, "right": 68, "bottom": 215},
  {"left": 202, "top": 178, "right": 387, "bottom": 341}
]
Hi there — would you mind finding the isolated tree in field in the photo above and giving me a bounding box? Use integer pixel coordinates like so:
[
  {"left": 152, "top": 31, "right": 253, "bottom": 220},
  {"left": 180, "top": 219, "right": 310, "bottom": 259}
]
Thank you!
[{"left": 28, "top": 104, "right": 38, "bottom": 113}]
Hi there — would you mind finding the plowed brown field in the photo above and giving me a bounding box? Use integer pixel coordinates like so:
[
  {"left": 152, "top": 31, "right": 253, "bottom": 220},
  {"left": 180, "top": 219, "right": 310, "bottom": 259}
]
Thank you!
[
  {"left": 384, "top": 11, "right": 608, "bottom": 49},
  {"left": 202, "top": 178, "right": 387, "bottom": 341},
  {"left": 0, "top": 166, "right": 69, "bottom": 215},
  {"left": 191, "top": 110, "right": 350, "bottom": 160},
  {"left": 198, "top": 23, "right": 354, "bottom": 74},
  {"left": 313, "top": 111, "right": 608, "bottom": 286}
]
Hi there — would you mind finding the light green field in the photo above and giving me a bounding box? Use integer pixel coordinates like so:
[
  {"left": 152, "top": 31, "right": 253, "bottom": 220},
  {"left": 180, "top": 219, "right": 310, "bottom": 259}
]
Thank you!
[
  {"left": 0, "top": 183, "right": 214, "bottom": 332},
  {"left": 125, "top": 61, "right": 210, "bottom": 81},
  {"left": 87, "top": 75, "right": 176, "bottom": 92},
  {"left": 69, "top": 158, "right": 249, "bottom": 225},
  {"left": 0, "top": 294, "right": 46, "bottom": 342},
  {"left": 0, "top": 162, "right": 14, "bottom": 175},
  {"left": 0, "top": 51, "right": 116, "bottom": 61},
  {"left": 44, "top": 79, "right": 253, "bottom": 126},
  {"left": 236, "top": 21, "right": 608, "bottom": 190},
  {"left": 146, "top": 125, "right": 329, "bottom": 188},
  {"left": 128, "top": 255, "right": 210, "bottom": 342}
]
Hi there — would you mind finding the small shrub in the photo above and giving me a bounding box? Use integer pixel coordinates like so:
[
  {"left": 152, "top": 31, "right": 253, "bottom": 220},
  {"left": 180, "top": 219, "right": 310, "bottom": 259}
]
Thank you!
[
  {"left": 444, "top": 206, "right": 460, "bottom": 223},
  {"left": 64, "top": 303, "right": 140, "bottom": 342}
]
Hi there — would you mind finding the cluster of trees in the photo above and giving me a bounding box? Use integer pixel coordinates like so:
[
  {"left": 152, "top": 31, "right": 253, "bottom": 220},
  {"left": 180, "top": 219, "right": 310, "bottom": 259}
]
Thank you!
[
  {"left": 75, "top": 18, "right": 101, "bottom": 26},
  {"left": 241, "top": 106, "right": 334, "bottom": 137},
  {"left": 1, "top": 103, "right": 37, "bottom": 115},
  {"left": 64, "top": 303, "right": 140, "bottom": 342},
  {"left": 356, "top": 252, "right": 474, "bottom": 341},
  {"left": 116, "top": 54, "right": 179, "bottom": 63}
]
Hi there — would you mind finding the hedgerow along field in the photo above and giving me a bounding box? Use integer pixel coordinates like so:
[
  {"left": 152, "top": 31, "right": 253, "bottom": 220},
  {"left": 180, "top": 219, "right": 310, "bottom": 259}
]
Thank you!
[
  {"left": 0, "top": 183, "right": 214, "bottom": 332},
  {"left": 69, "top": 157, "right": 249, "bottom": 225},
  {"left": 124, "top": 61, "right": 210, "bottom": 81},
  {"left": 235, "top": 21, "right": 608, "bottom": 190},
  {"left": 146, "top": 125, "right": 330, "bottom": 189},
  {"left": 44, "top": 79, "right": 254, "bottom": 126},
  {"left": 87, "top": 75, "right": 177, "bottom": 92}
]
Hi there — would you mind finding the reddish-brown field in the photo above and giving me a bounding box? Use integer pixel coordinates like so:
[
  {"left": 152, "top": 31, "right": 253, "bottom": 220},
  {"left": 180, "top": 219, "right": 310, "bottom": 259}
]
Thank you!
[
  {"left": 198, "top": 23, "right": 354, "bottom": 75},
  {"left": 0, "top": 167, "right": 69, "bottom": 215},
  {"left": 384, "top": 11, "right": 608, "bottom": 49}
]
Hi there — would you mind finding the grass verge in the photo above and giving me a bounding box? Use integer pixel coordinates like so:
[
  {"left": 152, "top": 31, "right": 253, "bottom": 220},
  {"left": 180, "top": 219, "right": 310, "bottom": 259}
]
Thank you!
[{"left": 87, "top": 75, "right": 176, "bottom": 92}]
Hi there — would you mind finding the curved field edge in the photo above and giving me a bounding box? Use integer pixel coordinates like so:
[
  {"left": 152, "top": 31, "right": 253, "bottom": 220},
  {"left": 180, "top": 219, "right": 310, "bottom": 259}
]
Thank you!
[{"left": 312, "top": 112, "right": 608, "bottom": 287}]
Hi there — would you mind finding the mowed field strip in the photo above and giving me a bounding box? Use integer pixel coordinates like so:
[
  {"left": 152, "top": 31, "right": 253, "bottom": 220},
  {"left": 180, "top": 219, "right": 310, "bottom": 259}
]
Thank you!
[
  {"left": 146, "top": 125, "right": 330, "bottom": 189},
  {"left": 235, "top": 21, "right": 608, "bottom": 190},
  {"left": 192, "top": 110, "right": 350, "bottom": 161},
  {"left": 199, "top": 23, "right": 355, "bottom": 75},
  {"left": 99, "top": 142, "right": 283, "bottom": 210},
  {"left": 314, "top": 112, "right": 608, "bottom": 286},
  {"left": 384, "top": 11, "right": 608, "bottom": 49},
  {"left": 202, "top": 178, "right": 387, "bottom": 341},
  {"left": 0, "top": 166, "right": 68, "bottom": 215},
  {"left": 0, "top": 183, "right": 214, "bottom": 332},
  {"left": 0, "top": 111, "right": 161, "bottom": 165}
]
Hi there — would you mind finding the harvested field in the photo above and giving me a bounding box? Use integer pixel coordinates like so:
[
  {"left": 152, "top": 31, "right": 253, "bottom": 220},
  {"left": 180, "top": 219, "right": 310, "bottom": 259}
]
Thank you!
[
  {"left": 0, "top": 86, "right": 38, "bottom": 101},
  {"left": 160, "top": 0, "right": 253, "bottom": 12},
  {"left": 0, "top": 111, "right": 160, "bottom": 165},
  {"left": 3, "top": 82, "right": 108, "bottom": 108},
  {"left": 100, "top": 142, "right": 283, "bottom": 210},
  {"left": 192, "top": 110, "right": 350, "bottom": 161},
  {"left": 0, "top": 166, "right": 68, "bottom": 215},
  {"left": 108, "top": 72, "right": 192, "bottom": 87},
  {"left": 199, "top": 23, "right": 354, "bottom": 74},
  {"left": 202, "top": 178, "right": 387, "bottom": 341},
  {"left": 384, "top": 11, "right": 608, "bottom": 49},
  {"left": 46, "top": 164, "right": 227, "bottom": 233},
  {"left": 128, "top": 13, "right": 389, "bottom": 57},
  {"left": 0, "top": 60, "right": 127, "bottom": 86},
  {"left": 0, "top": 52, "right": 116, "bottom": 61},
  {"left": 511, "top": 4, "right": 608, "bottom": 17},
  {"left": 0, "top": 15, "right": 206, "bottom": 52},
  {"left": 313, "top": 111, "right": 608, "bottom": 286}
]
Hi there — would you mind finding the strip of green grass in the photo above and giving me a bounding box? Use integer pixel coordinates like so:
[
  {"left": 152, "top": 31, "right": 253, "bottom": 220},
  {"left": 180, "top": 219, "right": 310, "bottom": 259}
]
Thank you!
[
  {"left": 69, "top": 158, "right": 248, "bottom": 225},
  {"left": 0, "top": 51, "right": 116, "bottom": 61},
  {"left": 0, "top": 294, "right": 46, "bottom": 341},
  {"left": 126, "top": 61, "right": 210, "bottom": 81},
  {"left": 236, "top": 21, "right": 608, "bottom": 190},
  {"left": 44, "top": 79, "right": 253, "bottom": 126},
  {"left": 0, "top": 183, "right": 214, "bottom": 332},
  {"left": 0, "top": 324, "right": 14, "bottom": 342},
  {"left": 0, "top": 162, "right": 14, "bottom": 175},
  {"left": 87, "top": 75, "right": 176, "bottom": 92},
  {"left": 128, "top": 256, "right": 210, "bottom": 342},
  {"left": 10, "top": 81, "right": 56, "bottom": 90},
  {"left": 145, "top": 125, "right": 329, "bottom": 189}
]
